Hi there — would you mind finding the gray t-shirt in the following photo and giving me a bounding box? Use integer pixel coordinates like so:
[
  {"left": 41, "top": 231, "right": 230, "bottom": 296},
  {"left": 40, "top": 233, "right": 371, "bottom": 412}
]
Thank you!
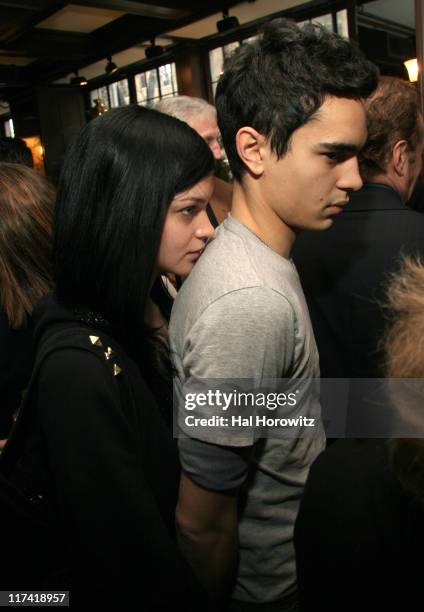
[{"left": 170, "top": 216, "right": 325, "bottom": 603}]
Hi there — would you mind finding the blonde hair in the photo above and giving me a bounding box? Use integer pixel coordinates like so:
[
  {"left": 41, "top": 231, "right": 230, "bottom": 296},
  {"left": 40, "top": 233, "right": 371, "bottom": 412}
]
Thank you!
[{"left": 385, "top": 256, "right": 424, "bottom": 498}]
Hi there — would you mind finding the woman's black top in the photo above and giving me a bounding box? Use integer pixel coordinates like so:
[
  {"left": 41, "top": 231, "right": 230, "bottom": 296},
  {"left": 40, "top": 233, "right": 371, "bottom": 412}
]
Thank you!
[
  {"left": 0, "top": 308, "right": 34, "bottom": 438},
  {"left": 4, "top": 294, "right": 209, "bottom": 609}
]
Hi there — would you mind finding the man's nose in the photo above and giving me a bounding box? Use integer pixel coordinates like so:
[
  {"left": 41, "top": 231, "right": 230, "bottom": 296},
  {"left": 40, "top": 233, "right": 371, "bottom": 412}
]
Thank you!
[
  {"left": 210, "top": 139, "right": 223, "bottom": 161},
  {"left": 337, "top": 157, "right": 363, "bottom": 192}
]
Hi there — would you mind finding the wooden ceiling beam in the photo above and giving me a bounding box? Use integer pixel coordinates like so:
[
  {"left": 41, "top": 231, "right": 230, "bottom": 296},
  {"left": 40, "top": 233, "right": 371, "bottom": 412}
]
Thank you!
[
  {"left": 74, "top": 0, "right": 222, "bottom": 12},
  {"left": 90, "top": 13, "right": 178, "bottom": 55},
  {"left": 0, "top": 29, "right": 92, "bottom": 61},
  {"left": 0, "top": 1, "right": 57, "bottom": 8},
  {"left": 0, "top": 2, "right": 66, "bottom": 44},
  {"left": 90, "top": 0, "right": 242, "bottom": 55},
  {"left": 69, "top": 0, "right": 190, "bottom": 19},
  {"left": 73, "top": 0, "right": 242, "bottom": 19},
  {"left": 0, "top": 0, "right": 244, "bottom": 91}
]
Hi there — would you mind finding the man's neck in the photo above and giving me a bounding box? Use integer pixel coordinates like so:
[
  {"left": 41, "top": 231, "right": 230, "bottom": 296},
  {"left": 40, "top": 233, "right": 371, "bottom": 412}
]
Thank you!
[
  {"left": 209, "top": 176, "right": 232, "bottom": 224},
  {"left": 366, "top": 173, "right": 405, "bottom": 203},
  {"left": 230, "top": 180, "right": 296, "bottom": 258}
]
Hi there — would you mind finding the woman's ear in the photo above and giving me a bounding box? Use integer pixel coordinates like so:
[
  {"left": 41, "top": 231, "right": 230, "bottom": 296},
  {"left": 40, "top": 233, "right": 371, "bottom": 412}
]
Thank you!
[{"left": 235, "top": 127, "right": 267, "bottom": 177}]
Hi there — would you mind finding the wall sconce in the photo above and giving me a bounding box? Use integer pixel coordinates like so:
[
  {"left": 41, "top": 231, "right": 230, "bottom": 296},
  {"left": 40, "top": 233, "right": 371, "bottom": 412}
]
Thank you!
[{"left": 404, "top": 58, "right": 419, "bottom": 83}]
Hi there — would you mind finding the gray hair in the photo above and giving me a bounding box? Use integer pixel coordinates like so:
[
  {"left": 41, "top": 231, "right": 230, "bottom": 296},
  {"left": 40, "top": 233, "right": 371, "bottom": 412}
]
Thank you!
[{"left": 154, "top": 95, "right": 216, "bottom": 123}]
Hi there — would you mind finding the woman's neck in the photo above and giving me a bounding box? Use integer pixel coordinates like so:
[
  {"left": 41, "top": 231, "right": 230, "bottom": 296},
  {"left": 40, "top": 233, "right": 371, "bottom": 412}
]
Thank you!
[{"left": 144, "top": 295, "right": 168, "bottom": 337}]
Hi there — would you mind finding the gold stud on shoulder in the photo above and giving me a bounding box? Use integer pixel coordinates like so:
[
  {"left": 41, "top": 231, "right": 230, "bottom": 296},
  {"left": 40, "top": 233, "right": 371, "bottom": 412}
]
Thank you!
[{"left": 88, "top": 336, "right": 121, "bottom": 375}]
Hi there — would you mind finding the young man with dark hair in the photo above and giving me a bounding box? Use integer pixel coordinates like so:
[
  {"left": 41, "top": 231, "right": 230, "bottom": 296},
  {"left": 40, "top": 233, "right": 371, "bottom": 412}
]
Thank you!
[
  {"left": 293, "top": 76, "right": 424, "bottom": 380},
  {"left": 170, "top": 18, "right": 378, "bottom": 610}
]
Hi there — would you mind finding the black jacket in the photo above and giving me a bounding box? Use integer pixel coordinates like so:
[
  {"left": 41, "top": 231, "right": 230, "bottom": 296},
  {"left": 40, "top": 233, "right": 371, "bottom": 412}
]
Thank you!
[
  {"left": 0, "top": 309, "right": 34, "bottom": 438},
  {"left": 3, "top": 294, "right": 208, "bottom": 609},
  {"left": 295, "top": 439, "right": 424, "bottom": 611},
  {"left": 293, "top": 184, "right": 424, "bottom": 378}
]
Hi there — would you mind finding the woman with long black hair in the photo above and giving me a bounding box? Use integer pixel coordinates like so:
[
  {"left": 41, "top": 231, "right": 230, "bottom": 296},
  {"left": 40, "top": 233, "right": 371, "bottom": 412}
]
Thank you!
[{"left": 1, "top": 106, "right": 215, "bottom": 609}]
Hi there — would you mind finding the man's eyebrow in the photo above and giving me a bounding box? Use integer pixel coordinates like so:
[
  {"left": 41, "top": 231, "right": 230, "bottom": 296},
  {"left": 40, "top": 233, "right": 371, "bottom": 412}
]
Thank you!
[{"left": 317, "top": 142, "right": 362, "bottom": 153}]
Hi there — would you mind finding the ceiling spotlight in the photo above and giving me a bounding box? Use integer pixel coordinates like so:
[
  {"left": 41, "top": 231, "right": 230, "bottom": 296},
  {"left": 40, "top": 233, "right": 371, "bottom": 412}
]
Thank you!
[
  {"left": 105, "top": 55, "right": 118, "bottom": 75},
  {"left": 217, "top": 8, "right": 239, "bottom": 33},
  {"left": 70, "top": 71, "right": 87, "bottom": 86},
  {"left": 145, "top": 38, "right": 164, "bottom": 59}
]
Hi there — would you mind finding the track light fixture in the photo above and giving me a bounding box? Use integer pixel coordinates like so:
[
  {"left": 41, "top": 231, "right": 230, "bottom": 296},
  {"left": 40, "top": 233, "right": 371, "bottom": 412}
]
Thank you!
[
  {"left": 145, "top": 38, "right": 164, "bottom": 59},
  {"left": 217, "top": 8, "right": 239, "bottom": 33},
  {"left": 70, "top": 71, "right": 87, "bottom": 86},
  {"left": 105, "top": 55, "right": 118, "bottom": 75}
]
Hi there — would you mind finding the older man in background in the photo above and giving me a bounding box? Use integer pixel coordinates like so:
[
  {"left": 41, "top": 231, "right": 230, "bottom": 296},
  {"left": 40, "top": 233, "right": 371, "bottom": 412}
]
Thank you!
[{"left": 155, "top": 95, "right": 232, "bottom": 227}]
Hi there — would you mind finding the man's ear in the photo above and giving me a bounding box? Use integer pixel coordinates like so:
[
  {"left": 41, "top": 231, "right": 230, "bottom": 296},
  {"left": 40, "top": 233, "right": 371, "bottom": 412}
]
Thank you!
[
  {"left": 235, "top": 127, "right": 267, "bottom": 177},
  {"left": 392, "top": 140, "right": 409, "bottom": 176}
]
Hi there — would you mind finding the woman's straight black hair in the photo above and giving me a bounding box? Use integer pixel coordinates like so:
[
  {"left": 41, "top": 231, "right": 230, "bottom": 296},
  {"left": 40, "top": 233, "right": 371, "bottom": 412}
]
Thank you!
[{"left": 54, "top": 104, "right": 214, "bottom": 364}]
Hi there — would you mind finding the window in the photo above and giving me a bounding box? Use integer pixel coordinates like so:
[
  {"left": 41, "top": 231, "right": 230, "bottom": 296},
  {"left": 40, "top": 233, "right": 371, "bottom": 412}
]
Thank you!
[
  {"left": 209, "top": 11, "right": 350, "bottom": 97},
  {"left": 90, "top": 79, "right": 130, "bottom": 111},
  {"left": 299, "top": 11, "right": 349, "bottom": 38},
  {"left": 4, "top": 118, "right": 14, "bottom": 137},
  {"left": 336, "top": 10, "right": 349, "bottom": 38},
  {"left": 159, "top": 63, "right": 178, "bottom": 97},
  {"left": 109, "top": 80, "right": 130, "bottom": 108},
  {"left": 209, "top": 10, "right": 350, "bottom": 98},
  {"left": 209, "top": 42, "right": 240, "bottom": 96},
  {"left": 135, "top": 62, "right": 178, "bottom": 105},
  {"left": 312, "top": 13, "right": 334, "bottom": 31},
  {"left": 243, "top": 35, "right": 258, "bottom": 44}
]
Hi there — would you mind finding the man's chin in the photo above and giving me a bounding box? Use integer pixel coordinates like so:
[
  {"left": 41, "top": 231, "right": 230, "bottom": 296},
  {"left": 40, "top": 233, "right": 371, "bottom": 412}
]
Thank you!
[
  {"left": 297, "top": 217, "right": 334, "bottom": 232},
  {"left": 321, "top": 217, "right": 335, "bottom": 229}
]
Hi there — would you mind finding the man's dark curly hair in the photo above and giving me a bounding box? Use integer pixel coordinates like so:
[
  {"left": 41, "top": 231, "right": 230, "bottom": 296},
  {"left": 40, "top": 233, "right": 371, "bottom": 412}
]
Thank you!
[{"left": 215, "top": 18, "right": 379, "bottom": 181}]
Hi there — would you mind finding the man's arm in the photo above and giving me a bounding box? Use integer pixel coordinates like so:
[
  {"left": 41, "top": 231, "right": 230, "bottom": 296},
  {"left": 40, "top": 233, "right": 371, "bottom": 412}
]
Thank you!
[
  {"left": 172, "top": 287, "right": 296, "bottom": 595},
  {"left": 176, "top": 471, "right": 238, "bottom": 599}
]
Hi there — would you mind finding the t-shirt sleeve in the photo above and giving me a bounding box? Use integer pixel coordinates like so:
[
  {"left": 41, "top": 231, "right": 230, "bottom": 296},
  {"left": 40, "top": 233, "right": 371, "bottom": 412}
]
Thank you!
[
  {"left": 176, "top": 286, "right": 296, "bottom": 490},
  {"left": 179, "top": 436, "right": 255, "bottom": 491}
]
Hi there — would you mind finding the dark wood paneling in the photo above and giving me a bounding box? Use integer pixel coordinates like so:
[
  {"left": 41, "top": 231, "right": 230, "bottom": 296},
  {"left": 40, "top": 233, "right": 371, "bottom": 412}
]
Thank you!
[
  {"left": 175, "top": 44, "right": 207, "bottom": 98},
  {"left": 37, "top": 86, "right": 87, "bottom": 183}
]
